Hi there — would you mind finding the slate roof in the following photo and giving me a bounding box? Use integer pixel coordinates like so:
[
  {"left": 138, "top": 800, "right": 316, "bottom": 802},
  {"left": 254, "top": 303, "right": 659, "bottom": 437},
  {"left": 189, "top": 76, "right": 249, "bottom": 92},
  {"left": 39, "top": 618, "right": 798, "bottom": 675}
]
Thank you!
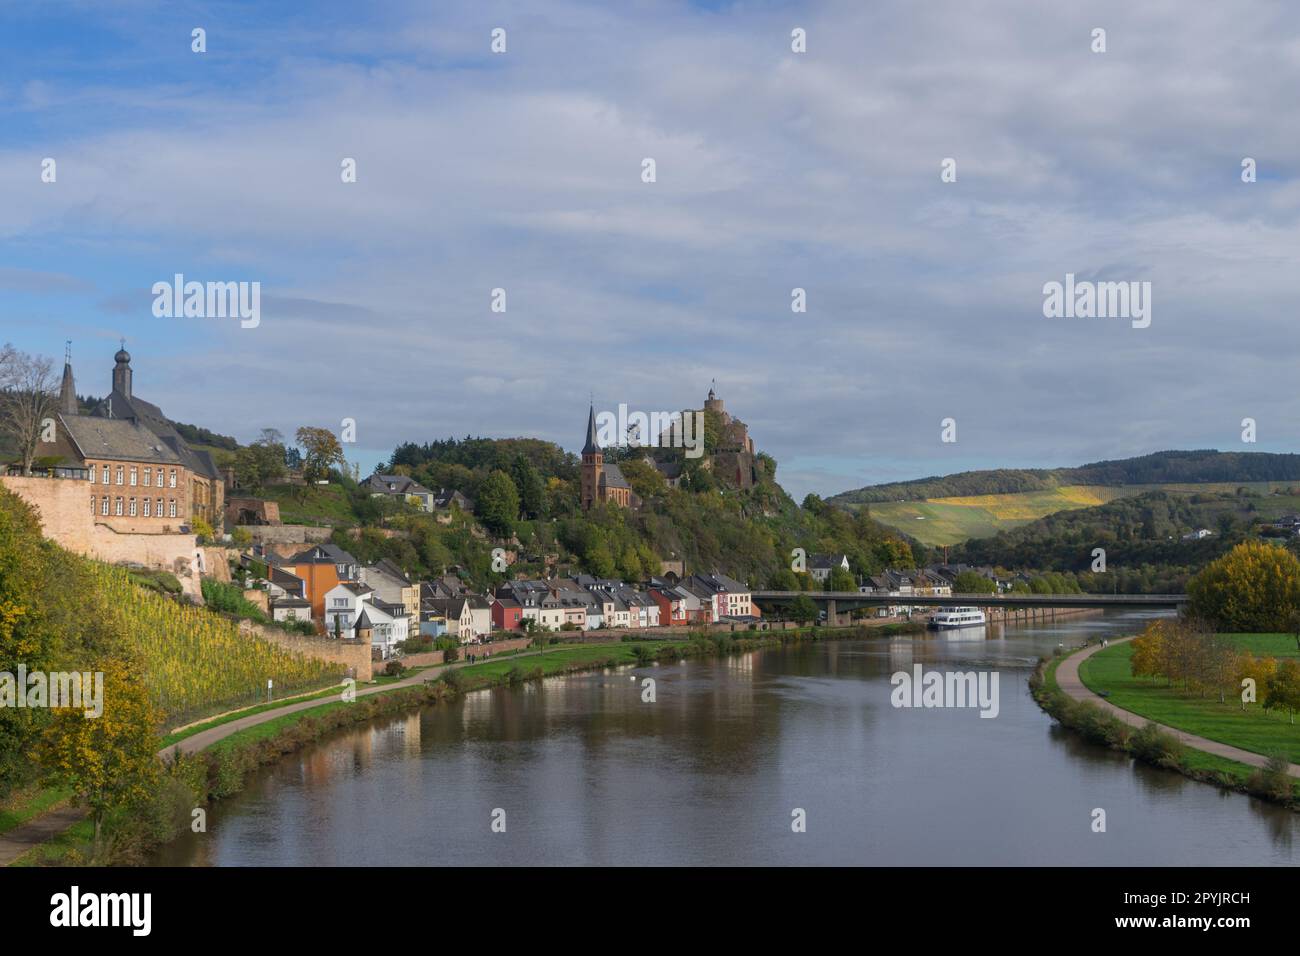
[
  {"left": 91, "top": 389, "right": 221, "bottom": 479},
  {"left": 60, "top": 414, "right": 183, "bottom": 466}
]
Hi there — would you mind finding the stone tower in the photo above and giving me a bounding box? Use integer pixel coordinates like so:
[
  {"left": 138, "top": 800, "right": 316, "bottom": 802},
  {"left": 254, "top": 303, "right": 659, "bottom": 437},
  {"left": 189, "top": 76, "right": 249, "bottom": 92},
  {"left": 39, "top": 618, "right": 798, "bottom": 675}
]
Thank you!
[
  {"left": 580, "top": 404, "right": 602, "bottom": 511},
  {"left": 58, "top": 340, "right": 78, "bottom": 415},
  {"left": 112, "top": 341, "right": 132, "bottom": 401}
]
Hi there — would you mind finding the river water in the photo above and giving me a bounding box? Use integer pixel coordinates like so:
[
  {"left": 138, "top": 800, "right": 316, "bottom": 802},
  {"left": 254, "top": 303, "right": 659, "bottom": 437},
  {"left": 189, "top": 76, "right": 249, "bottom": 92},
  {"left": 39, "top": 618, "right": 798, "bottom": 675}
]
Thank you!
[{"left": 154, "top": 611, "right": 1299, "bottom": 866}]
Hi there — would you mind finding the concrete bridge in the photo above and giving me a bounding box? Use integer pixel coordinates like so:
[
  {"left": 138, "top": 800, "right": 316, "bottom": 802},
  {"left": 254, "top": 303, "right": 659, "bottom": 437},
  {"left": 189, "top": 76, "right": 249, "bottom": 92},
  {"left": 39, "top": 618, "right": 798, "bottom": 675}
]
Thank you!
[{"left": 751, "top": 590, "right": 1187, "bottom": 623}]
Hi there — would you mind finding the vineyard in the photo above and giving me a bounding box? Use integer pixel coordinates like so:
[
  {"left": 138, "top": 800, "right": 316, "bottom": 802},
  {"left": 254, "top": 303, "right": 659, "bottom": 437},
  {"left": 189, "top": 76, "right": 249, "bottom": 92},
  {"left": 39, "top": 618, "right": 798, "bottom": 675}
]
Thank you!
[{"left": 88, "top": 563, "right": 345, "bottom": 727}]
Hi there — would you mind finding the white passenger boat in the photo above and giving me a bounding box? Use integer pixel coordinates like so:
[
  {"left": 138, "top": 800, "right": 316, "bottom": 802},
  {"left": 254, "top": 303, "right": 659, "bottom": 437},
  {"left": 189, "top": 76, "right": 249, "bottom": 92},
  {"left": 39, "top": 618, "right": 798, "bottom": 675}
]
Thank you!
[{"left": 927, "top": 606, "right": 987, "bottom": 629}]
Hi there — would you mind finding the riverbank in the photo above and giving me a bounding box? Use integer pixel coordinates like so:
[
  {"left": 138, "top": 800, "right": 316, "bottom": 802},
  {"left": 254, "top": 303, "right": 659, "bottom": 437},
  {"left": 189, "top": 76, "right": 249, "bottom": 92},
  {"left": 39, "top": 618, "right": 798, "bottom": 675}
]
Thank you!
[
  {"left": 1032, "top": 641, "right": 1300, "bottom": 808},
  {"left": 13, "top": 620, "right": 921, "bottom": 866}
]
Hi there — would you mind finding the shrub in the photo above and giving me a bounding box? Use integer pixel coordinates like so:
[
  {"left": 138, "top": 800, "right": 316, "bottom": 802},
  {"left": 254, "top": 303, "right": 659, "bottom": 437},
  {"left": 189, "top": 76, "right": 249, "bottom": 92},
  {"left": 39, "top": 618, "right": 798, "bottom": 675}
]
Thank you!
[
  {"left": 439, "top": 668, "right": 464, "bottom": 691},
  {"left": 385, "top": 660, "right": 407, "bottom": 678},
  {"left": 1247, "top": 753, "right": 1293, "bottom": 804},
  {"left": 1130, "top": 721, "right": 1186, "bottom": 769}
]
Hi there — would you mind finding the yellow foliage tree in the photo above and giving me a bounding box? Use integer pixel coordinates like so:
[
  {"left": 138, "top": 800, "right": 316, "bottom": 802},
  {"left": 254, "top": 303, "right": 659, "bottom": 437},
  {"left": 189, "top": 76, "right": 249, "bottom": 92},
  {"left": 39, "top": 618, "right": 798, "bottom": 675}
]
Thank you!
[{"left": 1188, "top": 540, "right": 1300, "bottom": 633}]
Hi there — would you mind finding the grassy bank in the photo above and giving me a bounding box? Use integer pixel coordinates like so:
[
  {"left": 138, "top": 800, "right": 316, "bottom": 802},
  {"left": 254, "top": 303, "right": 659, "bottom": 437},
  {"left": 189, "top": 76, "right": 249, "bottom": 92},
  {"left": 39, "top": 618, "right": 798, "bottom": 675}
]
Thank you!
[
  {"left": 1032, "top": 647, "right": 1300, "bottom": 806},
  {"left": 1078, "top": 635, "right": 1300, "bottom": 764}
]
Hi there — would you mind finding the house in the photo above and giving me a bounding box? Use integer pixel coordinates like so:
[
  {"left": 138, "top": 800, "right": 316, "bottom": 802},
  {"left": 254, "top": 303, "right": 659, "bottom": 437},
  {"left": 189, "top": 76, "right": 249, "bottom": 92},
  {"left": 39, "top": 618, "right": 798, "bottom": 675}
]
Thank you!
[
  {"left": 323, "top": 582, "right": 374, "bottom": 639},
  {"left": 289, "top": 543, "right": 361, "bottom": 621},
  {"left": 1182, "top": 528, "right": 1214, "bottom": 541},
  {"left": 365, "top": 473, "right": 436, "bottom": 512},
  {"left": 808, "top": 554, "right": 851, "bottom": 584},
  {"left": 360, "top": 598, "right": 412, "bottom": 659},
  {"left": 690, "top": 572, "right": 755, "bottom": 619},
  {"left": 359, "top": 558, "right": 420, "bottom": 617},
  {"left": 491, "top": 596, "right": 524, "bottom": 631},
  {"left": 648, "top": 582, "right": 690, "bottom": 626},
  {"left": 433, "top": 488, "right": 474, "bottom": 512}
]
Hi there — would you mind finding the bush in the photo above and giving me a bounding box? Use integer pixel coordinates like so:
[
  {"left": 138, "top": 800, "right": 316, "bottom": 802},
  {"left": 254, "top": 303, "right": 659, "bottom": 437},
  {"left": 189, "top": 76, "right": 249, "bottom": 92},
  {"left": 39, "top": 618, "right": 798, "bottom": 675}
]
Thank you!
[
  {"left": 1130, "top": 721, "right": 1186, "bottom": 769},
  {"left": 439, "top": 668, "right": 464, "bottom": 691},
  {"left": 385, "top": 660, "right": 407, "bottom": 678},
  {"left": 1247, "top": 753, "right": 1293, "bottom": 803}
]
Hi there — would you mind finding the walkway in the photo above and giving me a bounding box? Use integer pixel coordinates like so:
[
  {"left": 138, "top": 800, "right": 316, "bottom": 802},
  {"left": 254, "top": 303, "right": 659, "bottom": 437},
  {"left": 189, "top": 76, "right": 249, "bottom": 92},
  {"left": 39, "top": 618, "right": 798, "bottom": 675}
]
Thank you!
[{"left": 1056, "top": 637, "right": 1300, "bottom": 777}]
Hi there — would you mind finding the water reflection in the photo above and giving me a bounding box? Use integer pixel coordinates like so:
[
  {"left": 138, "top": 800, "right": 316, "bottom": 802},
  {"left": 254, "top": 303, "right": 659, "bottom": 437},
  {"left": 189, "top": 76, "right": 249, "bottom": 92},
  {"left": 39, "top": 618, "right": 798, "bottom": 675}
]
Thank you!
[{"left": 153, "top": 611, "right": 1297, "bottom": 866}]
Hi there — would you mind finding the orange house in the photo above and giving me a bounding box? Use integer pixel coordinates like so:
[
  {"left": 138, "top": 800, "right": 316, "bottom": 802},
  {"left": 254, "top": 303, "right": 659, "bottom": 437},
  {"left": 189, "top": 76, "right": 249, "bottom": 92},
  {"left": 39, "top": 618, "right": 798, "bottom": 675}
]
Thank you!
[{"left": 288, "top": 544, "right": 361, "bottom": 623}]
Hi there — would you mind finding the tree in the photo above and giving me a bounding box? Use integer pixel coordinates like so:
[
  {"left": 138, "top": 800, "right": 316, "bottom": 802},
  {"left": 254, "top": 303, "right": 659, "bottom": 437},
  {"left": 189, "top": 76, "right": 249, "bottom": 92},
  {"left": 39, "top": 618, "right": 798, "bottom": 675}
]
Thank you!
[
  {"left": 827, "top": 566, "right": 856, "bottom": 591},
  {"left": 510, "top": 455, "right": 545, "bottom": 520},
  {"left": 233, "top": 442, "right": 286, "bottom": 493},
  {"left": 1129, "top": 621, "right": 1167, "bottom": 683},
  {"left": 0, "top": 346, "right": 58, "bottom": 475},
  {"left": 1265, "top": 659, "right": 1300, "bottom": 724},
  {"left": 37, "top": 657, "right": 161, "bottom": 854},
  {"left": 789, "top": 594, "right": 818, "bottom": 624},
  {"left": 953, "top": 570, "right": 997, "bottom": 594},
  {"left": 475, "top": 470, "right": 520, "bottom": 537},
  {"left": 295, "top": 426, "right": 345, "bottom": 483},
  {"left": 1188, "top": 541, "right": 1300, "bottom": 632}
]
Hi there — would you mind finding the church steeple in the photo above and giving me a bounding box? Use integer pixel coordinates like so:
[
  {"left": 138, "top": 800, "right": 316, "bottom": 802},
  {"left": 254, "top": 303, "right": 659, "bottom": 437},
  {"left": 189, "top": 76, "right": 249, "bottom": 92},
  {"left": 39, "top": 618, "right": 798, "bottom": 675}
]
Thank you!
[
  {"left": 58, "top": 340, "right": 78, "bottom": 415},
  {"left": 582, "top": 403, "right": 601, "bottom": 456},
  {"left": 112, "top": 338, "right": 132, "bottom": 401}
]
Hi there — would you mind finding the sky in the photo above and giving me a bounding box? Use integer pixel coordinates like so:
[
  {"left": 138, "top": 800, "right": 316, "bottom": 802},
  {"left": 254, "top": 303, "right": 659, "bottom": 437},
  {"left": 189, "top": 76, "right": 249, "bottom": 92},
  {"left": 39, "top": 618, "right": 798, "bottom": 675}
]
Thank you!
[{"left": 1, "top": 0, "right": 1298, "bottom": 502}]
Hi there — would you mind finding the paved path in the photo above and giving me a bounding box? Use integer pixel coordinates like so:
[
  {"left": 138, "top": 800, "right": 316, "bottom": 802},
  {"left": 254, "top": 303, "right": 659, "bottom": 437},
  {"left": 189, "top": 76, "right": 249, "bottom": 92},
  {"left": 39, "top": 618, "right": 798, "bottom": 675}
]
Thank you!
[
  {"left": 1056, "top": 637, "right": 1300, "bottom": 777},
  {"left": 0, "top": 645, "right": 559, "bottom": 863}
]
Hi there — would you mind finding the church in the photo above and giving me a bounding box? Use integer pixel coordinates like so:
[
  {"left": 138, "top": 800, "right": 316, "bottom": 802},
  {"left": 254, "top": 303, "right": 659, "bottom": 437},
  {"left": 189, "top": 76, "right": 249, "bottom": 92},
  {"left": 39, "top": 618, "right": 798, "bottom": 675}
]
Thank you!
[
  {"left": 580, "top": 405, "right": 637, "bottom": 510},
  {"left": 36, "top": 344, "right": 225, "bottom": 530}
]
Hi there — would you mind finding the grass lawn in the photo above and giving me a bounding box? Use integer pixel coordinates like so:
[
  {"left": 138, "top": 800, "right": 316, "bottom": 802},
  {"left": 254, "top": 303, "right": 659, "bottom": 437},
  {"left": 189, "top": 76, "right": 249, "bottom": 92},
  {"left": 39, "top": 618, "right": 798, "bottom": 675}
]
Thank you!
[
  {"left": 0, "top": 786, "right": 72, "bottom": 837},
  {"left": 1079, "top": 635, "right": 1300, "bottom": 763},
  {"left": 260, "top": 483, "right": 359, "bottom": 526}
]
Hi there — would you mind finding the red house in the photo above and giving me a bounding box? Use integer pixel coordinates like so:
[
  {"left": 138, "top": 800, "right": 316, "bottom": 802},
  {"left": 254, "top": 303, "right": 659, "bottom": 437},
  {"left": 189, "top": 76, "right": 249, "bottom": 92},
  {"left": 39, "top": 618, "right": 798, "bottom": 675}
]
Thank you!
[
  {"left": 649, "top": 586, "right": 689, "bottom": 627},
  {"left": 491, "top": 597, "right": 524, "bottom": 631}
]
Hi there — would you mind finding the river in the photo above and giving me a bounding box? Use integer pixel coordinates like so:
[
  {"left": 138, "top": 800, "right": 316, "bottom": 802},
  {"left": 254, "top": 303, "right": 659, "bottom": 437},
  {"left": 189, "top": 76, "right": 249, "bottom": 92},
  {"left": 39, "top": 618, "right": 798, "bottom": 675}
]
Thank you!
[{"left": 153, "top": 611, "right": 1298, "bottom": 866}]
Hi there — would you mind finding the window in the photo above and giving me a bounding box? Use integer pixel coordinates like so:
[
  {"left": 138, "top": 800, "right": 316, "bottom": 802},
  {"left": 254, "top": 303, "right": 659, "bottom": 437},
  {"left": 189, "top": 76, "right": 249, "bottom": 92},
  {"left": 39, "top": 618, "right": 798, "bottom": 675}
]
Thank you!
[
  {"left": 129, "top": 498, "right": 137, "bottom": 517},
  {"left": 115, "top": 465, "right": 124, "bottom": 485},
  {"left": 89, "top": 464, "right": 96, "bottom": 484},
  {"left": 102, "top": 465, "right": 110, "bottom": 484},
  {"left": 168, "top": 499, "right": 177, "bottom": 518},
  {"left": 143, "top": 467, "right": 152, "bottom": 487},
  {"left": 91, "top": 496, "right": 97, "bottom": 514},
  {"left": 169, "top": 469, "right": 177, "bottom": 488},
  {"left": 143, "top": 498, "right": 151, "bottom": 517},
  {"left": 156, "top": 497, "right": 163, "bottom": 516},
  {"left": 129, "top": 467, "right": 137, "bottom": 486},
  {"left": 114, "top": 497, "right": 123, "bottom": 516},
  {"left": 101, "top": 496, "right": 109, "bottom": 516}
]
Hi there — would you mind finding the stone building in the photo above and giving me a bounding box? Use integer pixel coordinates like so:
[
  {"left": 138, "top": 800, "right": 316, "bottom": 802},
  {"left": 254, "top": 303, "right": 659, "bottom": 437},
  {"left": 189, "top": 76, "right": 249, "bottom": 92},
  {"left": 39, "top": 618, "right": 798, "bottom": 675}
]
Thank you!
[
  {"left": 580, "top": 404, "right": 637, "bottom": 510},
  {"left": 41, "top": 344, "right": 226, "bottom": 528}
]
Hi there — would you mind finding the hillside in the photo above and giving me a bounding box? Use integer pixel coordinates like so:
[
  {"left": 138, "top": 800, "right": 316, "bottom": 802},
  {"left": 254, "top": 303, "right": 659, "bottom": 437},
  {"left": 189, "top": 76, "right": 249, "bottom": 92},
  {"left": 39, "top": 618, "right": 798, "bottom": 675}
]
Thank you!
[
  {"left": 951, "top": 487, "right": 1300, "bottom": 592},
  {"left": 830, "top": 451, "right": 1300, "bottom": 504}
]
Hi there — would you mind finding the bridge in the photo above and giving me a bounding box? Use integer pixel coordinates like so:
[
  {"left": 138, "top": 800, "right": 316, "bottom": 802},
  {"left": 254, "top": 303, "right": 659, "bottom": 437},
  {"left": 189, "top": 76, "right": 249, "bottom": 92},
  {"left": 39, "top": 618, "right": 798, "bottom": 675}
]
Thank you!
[{"left": 751, "top": 590, "right": 1187, "bottom": 618}]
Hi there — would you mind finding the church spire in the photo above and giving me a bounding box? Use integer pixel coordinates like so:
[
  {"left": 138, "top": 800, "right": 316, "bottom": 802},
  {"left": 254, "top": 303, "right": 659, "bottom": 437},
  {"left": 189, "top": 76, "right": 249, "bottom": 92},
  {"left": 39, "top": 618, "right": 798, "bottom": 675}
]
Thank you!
[
  {"left": 58, "top": 340, "right": 77, "bottom": 415},
  {"left": 582, "top": 403, "right": 601, "bottom": 456}
]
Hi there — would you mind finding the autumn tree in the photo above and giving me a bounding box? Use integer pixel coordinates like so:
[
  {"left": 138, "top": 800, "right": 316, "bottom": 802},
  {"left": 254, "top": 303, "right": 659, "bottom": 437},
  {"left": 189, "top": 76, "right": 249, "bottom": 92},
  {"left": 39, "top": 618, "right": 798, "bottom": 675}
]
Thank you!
[
  {"left": 295, "top": 426, "right": 345, "bottom": 483},
  {"left": 1187, "top": 541, "right": 1300, "bottom": 632},
  {"left": 1265, "top": 659, "right": 1300, "bottom": 724},
  {"left": 38, "top": 657, "right": 161, "bottom": 854}
]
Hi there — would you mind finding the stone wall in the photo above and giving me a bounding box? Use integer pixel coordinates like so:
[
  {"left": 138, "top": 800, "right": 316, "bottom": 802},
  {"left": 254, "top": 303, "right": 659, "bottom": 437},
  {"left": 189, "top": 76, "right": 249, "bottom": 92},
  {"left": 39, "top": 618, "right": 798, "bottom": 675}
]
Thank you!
[
  {"left": 243, "top": 524, "right": 332, "bottom": 546},
  {"left": 239, "top": 620, "right": 373, "bottom": 682},
  {"left": 2, "top": 475, "right": 202, "bottom": 598}
]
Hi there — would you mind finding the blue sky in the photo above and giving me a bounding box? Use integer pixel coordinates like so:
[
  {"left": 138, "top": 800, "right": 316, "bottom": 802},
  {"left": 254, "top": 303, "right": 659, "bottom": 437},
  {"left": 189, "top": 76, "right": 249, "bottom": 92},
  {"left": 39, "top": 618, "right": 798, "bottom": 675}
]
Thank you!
[{"left": 2, "top": 0, "right": 1299, "bottom": 501}]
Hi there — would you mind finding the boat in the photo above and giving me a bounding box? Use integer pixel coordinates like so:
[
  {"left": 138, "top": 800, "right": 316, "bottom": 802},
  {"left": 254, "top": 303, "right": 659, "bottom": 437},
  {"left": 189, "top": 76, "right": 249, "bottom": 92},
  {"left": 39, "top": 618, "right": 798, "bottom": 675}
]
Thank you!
[{"left": 926, "top": 606, "right": 987, "bottom": 629}]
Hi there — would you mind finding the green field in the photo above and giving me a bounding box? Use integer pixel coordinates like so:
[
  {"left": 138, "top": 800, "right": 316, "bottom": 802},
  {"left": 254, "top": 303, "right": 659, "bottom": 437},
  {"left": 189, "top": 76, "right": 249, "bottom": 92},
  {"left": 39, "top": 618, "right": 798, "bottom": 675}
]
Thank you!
[
  {"left": 1079, "top": 635, "right": 1300, "bottom": 763},
  {"left": 855, "top": 481, "right": 1300, "bottom": 546}
]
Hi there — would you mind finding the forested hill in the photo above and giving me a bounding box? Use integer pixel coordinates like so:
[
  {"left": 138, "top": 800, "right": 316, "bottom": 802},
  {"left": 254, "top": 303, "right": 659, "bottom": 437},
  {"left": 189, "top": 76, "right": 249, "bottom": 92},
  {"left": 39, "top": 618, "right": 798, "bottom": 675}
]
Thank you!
[{"left": 829, "top": 450, "right": 1300, "bottom": 504}]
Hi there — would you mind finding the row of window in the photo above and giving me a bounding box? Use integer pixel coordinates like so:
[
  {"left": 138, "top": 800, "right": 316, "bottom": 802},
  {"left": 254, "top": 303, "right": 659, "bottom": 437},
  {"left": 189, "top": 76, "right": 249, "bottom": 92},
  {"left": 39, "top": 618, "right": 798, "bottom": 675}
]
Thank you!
[
  {"left": 88, "top": 463, "right": 178, "bottom": 488},
  {"left": 93, "top": 496, "right": 178, "bottom": 518}
]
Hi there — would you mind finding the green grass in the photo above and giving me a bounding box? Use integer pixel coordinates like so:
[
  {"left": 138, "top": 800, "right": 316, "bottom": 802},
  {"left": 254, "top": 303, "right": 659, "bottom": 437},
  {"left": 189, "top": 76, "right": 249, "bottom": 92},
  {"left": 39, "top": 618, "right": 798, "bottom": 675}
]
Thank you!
[
  {"left": 259, "top": 483, "right": 360, "bottom": 527},
  {"left": 1042, "top": 646, "right": 1280, "bottom": 784},
  {"left": 0, "top": 787, "right": 72, "bottom": 837},
  {"left": 1079, "top": 636, "right": 1300, "bottom": 763},
  {"left": 10, "top": 816, "right": 96, "bottom": 867}
]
